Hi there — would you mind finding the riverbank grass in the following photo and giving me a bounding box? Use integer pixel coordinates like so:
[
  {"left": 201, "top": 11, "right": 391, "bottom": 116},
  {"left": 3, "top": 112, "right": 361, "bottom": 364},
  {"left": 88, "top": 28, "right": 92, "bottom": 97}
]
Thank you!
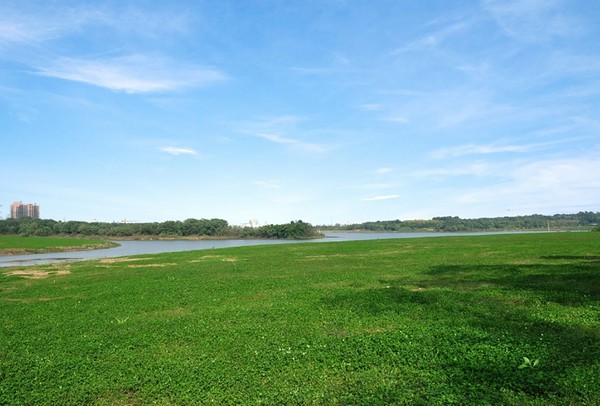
[
  {"left": 0, "top": 235, "right": 117, "bottom": 255},
  {"left": 1, "top": 232, "right": 599, "bottom": 404}
]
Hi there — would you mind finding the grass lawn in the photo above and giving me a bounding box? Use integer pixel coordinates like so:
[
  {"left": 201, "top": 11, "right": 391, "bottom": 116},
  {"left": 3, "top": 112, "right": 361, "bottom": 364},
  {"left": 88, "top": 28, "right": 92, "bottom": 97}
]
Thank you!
[
  {"left": 1, "top": 232, "right": 599, "bottom": 404},
  {"left": 0, "top": 235, "right": 117, "bottom": 255}
]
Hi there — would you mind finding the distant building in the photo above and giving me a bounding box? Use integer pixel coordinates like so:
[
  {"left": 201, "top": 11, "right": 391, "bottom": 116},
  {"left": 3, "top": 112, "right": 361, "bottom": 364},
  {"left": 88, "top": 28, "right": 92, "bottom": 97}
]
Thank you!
[{"left": 10, "top": 202, "right": 40, "bottom": 219}]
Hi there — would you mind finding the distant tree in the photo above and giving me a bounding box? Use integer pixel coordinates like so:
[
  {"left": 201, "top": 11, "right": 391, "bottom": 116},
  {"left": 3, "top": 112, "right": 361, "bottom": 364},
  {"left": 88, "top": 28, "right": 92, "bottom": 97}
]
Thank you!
[
  {"left": 34, "top": 226, "right": 52, "bottom": 237},
  {"left": 577, "top": 211, "right": 599, "bottom": 225},
  {"left": 139, "top": 222, "right": 160, "bottom": 236},
  {"left": 159, "top": 221, "right": 182, "bottom": 237},
  {"left": 256, "top": 220, "right": 319, "bottom": 239}
]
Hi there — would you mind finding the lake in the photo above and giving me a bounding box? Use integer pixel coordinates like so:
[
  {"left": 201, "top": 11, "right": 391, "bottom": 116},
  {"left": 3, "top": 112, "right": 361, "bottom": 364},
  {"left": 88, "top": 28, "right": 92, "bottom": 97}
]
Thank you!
[{"left": 0, "top": 231, "right": 534, "bottom": 267}]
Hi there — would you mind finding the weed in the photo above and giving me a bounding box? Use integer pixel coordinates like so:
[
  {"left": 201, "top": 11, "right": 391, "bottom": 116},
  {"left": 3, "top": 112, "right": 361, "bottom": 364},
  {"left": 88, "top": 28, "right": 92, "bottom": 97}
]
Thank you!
[
  {"left": 519, "top": 357, "right": 540, "bottom": 369},
  {"left": 114, "top": 316, "right": 130, "bottom": 325}
]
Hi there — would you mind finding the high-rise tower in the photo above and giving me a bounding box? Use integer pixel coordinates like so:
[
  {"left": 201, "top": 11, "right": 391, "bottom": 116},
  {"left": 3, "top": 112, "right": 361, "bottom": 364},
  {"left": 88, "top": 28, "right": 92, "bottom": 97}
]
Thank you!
[{"left": 10, "top": 202, "right": 40, "bottom": 219}]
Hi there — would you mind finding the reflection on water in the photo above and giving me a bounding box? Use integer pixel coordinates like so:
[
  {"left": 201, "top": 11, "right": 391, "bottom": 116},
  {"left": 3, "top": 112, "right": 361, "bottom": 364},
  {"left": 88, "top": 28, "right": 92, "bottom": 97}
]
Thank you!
[{"left": 0, "top": 231, "right": 530, "bottom": 267}]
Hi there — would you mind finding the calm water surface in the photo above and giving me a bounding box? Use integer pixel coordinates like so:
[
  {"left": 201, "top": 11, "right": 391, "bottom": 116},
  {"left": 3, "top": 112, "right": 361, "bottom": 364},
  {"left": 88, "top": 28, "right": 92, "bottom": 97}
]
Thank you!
[{"left": 0, "top": 231, "right": 528, "bottom": 267}]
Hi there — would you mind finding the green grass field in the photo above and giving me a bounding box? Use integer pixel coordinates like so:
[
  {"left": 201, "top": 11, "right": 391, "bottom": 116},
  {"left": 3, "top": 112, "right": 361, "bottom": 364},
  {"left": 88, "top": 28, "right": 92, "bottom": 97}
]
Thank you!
[
  {"left": 0, "top": 235, "right": 117, "bottom": 255},
  {"left": 1, "top": 232, "right": 599, "bottom": 404}
]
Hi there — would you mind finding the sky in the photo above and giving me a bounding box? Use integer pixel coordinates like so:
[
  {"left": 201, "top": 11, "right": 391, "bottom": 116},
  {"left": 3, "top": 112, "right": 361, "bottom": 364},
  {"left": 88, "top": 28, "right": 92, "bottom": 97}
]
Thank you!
[{"left": 1, "top": 0, "right": 599, "bottom": 226}]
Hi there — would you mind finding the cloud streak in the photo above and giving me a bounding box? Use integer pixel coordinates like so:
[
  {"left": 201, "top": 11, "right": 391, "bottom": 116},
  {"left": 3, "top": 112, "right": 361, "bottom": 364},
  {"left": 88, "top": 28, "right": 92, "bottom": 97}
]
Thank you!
[
  {"left": 483, "top": 0, "right": 579, "bottom": 43},
  {"left": 0, "top": 7, "right": 76, "bottom": 47},
  {"left": 159, "top": 146, "right": 197, "bottom": 156},
  {"left": 0, "top": 4, "right": 192, "bottom": 47},
  {"left": 411, "top": 163, "right": 494, "bottom": 179},
  {"left": 35, "top": 55, "right": 226, "bottom": 93},
  {"left": 456, "top": 155, "right": 600, "bottom": 209},
  {"left": 362, "top": 194, "right": 400, "bottom": 202},
  {"left": 431, "top": 142, "right": 538, "bottom": 159},
  {"left": 393, "top": 20, "right": 467, "bottom": 54},
  {"left": 254, "top": 133, "right": 327, "bottom": 154}
]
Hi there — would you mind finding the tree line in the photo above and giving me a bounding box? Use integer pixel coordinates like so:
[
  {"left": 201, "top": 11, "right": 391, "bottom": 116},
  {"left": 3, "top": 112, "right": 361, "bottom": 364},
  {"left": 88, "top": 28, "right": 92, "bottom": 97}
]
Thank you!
[
  {"left": 0, "top": 218, "right": 320, "bottom": 240},
  {"left": 2, "top": 212, "right": 597, "bottom": 238},
  {"left": 322, "top": 212, "right": 600, "bottom": 233}
]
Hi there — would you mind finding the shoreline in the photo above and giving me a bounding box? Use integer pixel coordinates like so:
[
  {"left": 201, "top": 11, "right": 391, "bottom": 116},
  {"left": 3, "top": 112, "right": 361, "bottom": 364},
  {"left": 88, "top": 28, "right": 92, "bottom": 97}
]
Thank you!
[{"left": 0, "top": 242, "right": 119, "bottom": 256}]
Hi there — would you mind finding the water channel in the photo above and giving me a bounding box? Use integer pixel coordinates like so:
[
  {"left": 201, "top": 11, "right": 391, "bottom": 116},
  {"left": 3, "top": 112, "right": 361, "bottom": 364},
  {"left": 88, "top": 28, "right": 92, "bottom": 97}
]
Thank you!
[{"left": 0, "top": 231, "right": 530, "bottom": 268}]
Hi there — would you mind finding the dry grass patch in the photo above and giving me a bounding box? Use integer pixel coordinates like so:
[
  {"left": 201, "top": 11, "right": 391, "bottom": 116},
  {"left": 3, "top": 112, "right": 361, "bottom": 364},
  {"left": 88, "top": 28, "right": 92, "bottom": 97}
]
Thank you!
[
  {"left": 126, "top": 263, "right": 178, "bottom": 268},
  {"left": 188, "top": 255, "right": 238, "bottom": 263},
  {"left": 161, "top": 306, "right": 192, "bottom": 317},
  {"left": 99, "top": 257, "right": 151, "bottom": 264},
  {"left": 2, "top": 297, "right": 63, "bottom": 303},
  {"left": 6, "top": 269, "right": 71, "bottom": 279},
  {"left": 302, "top": 253, "right": 350, "bottom": 261}
]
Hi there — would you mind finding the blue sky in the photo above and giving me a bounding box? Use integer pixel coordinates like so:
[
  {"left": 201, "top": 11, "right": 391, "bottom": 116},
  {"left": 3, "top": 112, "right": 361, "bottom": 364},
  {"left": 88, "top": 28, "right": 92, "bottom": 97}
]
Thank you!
[{"left": 1, "top": 0, "right": 599, "bottom": 225}]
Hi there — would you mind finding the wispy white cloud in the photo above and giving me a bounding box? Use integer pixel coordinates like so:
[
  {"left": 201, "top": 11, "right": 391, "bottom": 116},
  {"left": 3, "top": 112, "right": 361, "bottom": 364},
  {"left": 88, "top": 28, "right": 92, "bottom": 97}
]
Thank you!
[
  {"left": 381, "top": 115, "right": 409, "bottom": 123},
  {"left": 0, "top": 7, "right": 73, "bottom": 47},
  {"left": 393, "top": 21, "right": 467, "bottom": 54},
  {"left": 545, "top": 53, "right": 600, "bottom": 80},
  {"left": 0, "top": 17, "right": 44, "bottom": 45},
  {"left": 0, "top": 4, "right": 191, "bottom": 48},
  {"left": 361, "top": 183, "right": 396, "bottom": 190},
  {"left": 431, "top": 135, "right": 589, "bottom": 160},
  {"left": 290, "top": 66, "right": 339, "bottom": 75},
  {"left": 456, "top": 154, "right": 600, "bottom": 209},
  {"left": 411, "top": 163, "right": 495, "bottom": 179},
  {"left": 100, "top": 6, "right": 193, "bottom": 38},
  {"left": 483, "top": 0, "right": 581, "bottom": 43},
  {"left": 379, "top": 88, "right": 502, "bottom": 129},
  {"left": 362, "top": 194, "right": 400, "bottom": 202},
  {"left": 434, "top": 91, "right": 497, "bottom": 128},
  {"left": 159, "top": 146, "right": 197, "bottom": 156},
  {"left": 235, "top": 115, "right": 330, "bottom": 154},
  {"left": 254, "top": 133, "right": 327, "bottom": 154},
  {"left": 252, "top": 115, "right": 306, "bottom": 128},
  {"left": 34, "top": 55, "right": 226, "bottom": 93},
  {"left": 235, "top": 115, "right": 306, "bottom": 135},
  {"left": 431, "top": 142, "right": 538, "bottom": 159},
  {"left": 359, "top": 103, "right": 382, "bottom": 111},
  {"left": 216, "top": 136, "right": 232, "bottom": 144}
]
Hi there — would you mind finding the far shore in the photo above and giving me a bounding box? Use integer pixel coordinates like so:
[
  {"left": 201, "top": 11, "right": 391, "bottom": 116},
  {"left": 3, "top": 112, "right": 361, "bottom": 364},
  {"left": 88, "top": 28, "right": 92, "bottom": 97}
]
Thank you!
[
  {"left": 0, "top": 234, "right": 326, "bottom": 256},
  {"left": 0, "top": 242, "right": 120, "bottom": 256}
]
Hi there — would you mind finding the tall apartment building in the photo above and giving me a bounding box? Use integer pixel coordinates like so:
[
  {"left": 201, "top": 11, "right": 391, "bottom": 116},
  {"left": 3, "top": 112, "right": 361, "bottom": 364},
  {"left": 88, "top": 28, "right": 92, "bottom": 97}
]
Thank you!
[{"left": 10, "top": 202, "right": 40, "bottom": 219}]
